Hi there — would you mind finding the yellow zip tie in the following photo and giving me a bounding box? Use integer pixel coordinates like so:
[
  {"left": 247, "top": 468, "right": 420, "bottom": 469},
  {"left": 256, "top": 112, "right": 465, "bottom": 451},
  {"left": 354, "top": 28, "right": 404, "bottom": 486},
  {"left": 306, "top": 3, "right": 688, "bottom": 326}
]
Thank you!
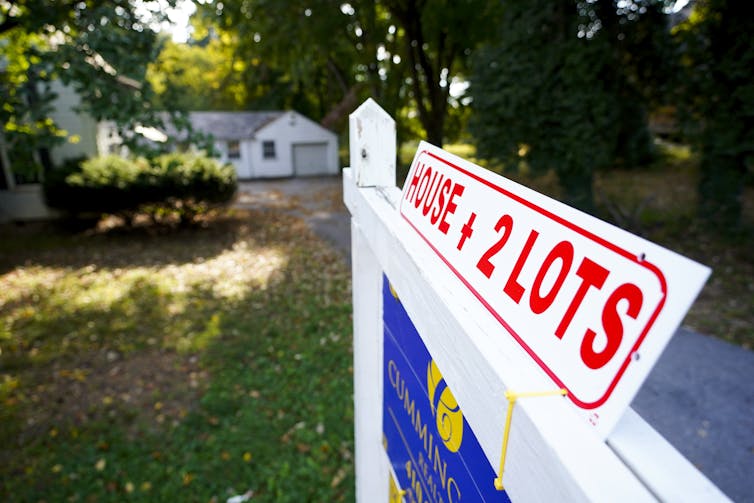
[{"left": 494, "top": 388, "right": 568, "bottom": 491}]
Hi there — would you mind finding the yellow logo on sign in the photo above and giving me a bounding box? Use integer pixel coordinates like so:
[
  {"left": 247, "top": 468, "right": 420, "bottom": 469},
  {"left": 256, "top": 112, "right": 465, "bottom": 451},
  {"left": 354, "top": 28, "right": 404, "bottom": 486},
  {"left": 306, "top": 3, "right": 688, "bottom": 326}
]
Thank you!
[{"left": 427, "top": 360, "right": 463, "bottom": 453}]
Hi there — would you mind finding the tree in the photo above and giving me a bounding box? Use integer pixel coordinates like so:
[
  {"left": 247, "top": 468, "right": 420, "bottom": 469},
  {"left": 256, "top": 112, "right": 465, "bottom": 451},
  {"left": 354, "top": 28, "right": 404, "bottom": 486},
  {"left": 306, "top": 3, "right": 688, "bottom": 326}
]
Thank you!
[
  {"left": 1, "top": 0, "right": 175, "bottom": 175},
  {"left": 674, "top": 0, "right": 754, "bottom": 229},
  {"left": 0, "top": 27, "right": 65, "bottom": 182},
  {"left": 193, "top": 0, "right": 495, "bottom": 145},
  {"left": 469, "top": 0, "right": 672, "bottom": 212},
  {"left": 148, "top": 37, "right": 247, "bottom": 111},
  {"left": 382, "top": 0, "right": 497, "bottom": 146},
  {"left": 191, "top": 0, "right": 403, "bottom": 132}
]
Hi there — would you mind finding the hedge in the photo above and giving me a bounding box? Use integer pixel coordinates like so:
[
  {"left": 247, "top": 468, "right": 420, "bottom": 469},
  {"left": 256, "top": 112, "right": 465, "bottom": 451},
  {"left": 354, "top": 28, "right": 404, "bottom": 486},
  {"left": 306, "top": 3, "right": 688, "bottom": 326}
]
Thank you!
[{"left": 44, "top": 153, "right": 237, "bottom": 224}]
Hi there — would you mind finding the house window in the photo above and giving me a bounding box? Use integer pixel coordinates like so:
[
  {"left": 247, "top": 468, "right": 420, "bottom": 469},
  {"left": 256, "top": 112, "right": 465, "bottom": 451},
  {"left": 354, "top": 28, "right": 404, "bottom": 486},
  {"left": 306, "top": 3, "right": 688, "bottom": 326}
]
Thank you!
[
  {"left": 0, "top": 153, "right": 8, "bottom": 190},
  {"left": 262, "top": 140, "right": 276, "bottom": 159},
  {"left": 4, "top": 148, "right": 43, "bottom": 185},
  {"left": 227, "top": 140, "right": 241, "bottom": 159}
]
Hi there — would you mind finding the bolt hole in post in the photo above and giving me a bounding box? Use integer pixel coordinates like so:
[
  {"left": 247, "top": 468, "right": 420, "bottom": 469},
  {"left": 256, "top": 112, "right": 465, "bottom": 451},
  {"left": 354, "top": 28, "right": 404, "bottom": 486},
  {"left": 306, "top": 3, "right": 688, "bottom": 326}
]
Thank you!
[{"left": 361, "top": 148, "right": 368, "bottom": 159}]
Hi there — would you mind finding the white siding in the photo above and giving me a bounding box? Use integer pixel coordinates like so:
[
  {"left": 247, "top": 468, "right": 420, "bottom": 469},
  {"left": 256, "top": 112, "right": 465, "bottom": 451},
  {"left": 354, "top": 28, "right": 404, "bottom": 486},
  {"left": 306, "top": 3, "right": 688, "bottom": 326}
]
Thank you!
[
  {"left": 215, "top": 139, "right": 253, "bottom": 179},
  {"left": 240, "top": 139, "right": 254, "bottom": 178},
  {"left": 293, "top": 142, "right": 329, "bottom": 176},
  {"left": 0, "top": 185, "right": 59, "bottom": 222},
  {"left": 48, "top": 81, "right": 99, "bottom": 164},
  {"left": 251, "top": 112, "right": 338, "bottom": 178}
]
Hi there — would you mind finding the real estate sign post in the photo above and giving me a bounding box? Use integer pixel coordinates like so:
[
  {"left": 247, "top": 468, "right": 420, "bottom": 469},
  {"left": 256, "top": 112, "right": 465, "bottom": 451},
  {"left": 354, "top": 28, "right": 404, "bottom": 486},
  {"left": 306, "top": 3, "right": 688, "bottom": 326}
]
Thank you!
[{"left": 345, "top": 98, "right": 729, "bottom": 502}]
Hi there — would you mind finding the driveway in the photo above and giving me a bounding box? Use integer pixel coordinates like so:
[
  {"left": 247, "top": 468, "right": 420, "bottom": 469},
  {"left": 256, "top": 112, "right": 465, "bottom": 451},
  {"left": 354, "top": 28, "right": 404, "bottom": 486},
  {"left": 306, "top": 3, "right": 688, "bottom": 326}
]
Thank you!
[
  {"left": 236, "top": 176, "right": 753, "bottom": 502},
  {"left": 236, "top": 177, "right": 351, "bottom": 261}
]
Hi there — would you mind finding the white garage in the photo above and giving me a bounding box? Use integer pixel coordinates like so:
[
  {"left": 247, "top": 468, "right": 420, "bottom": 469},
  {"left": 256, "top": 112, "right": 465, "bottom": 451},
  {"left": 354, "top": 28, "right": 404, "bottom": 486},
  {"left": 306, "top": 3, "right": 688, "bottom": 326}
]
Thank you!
[
  {"left": 293, "top": 142, "right": 330, "bottom": 176},
  {"left": 184, "top": 111, "right": 340, "bottom": 180}
]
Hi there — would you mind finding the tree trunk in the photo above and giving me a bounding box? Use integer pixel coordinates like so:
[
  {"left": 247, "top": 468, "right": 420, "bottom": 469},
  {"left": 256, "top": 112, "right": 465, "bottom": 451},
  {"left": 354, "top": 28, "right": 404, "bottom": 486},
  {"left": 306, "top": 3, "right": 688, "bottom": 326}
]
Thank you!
[{"left": 389, "top": 0, "right": 449, "bottom": 147}]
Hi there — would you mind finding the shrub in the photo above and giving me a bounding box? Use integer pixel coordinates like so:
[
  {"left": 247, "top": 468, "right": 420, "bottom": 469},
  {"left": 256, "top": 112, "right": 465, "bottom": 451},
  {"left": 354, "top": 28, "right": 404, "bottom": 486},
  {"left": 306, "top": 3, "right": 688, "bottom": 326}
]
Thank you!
[
  {"left": 150, "top": 153, "right": 237, "bottom": 204},
  {"left": 44, "top": 153, "right": 237, "bottom": 225}
]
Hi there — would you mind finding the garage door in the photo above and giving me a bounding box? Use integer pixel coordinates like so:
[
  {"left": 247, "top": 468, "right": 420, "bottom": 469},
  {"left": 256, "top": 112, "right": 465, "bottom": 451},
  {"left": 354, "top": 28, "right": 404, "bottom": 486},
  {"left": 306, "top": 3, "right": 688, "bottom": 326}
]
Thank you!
[{"left": 292, "top": 142, "right": 329, "bottom": 176}]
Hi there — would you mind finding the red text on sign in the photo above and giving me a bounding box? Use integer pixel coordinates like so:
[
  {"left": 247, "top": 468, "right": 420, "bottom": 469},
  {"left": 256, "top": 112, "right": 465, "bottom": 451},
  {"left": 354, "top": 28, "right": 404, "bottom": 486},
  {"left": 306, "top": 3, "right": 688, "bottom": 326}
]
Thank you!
[
  {"left": 404, "top": 162, "right": 465, "bottom": 235},
  {"left": 472, "top": 213, "right": 645, "bottom": 370}
]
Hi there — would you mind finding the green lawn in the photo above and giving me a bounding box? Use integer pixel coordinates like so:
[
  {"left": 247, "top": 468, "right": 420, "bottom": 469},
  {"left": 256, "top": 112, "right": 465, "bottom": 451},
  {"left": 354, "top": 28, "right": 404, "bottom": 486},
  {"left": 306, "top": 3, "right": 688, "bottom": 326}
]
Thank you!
[
  {"left": 1, "top": 142, "right": 752, "bottom": 501},
  {"left": 0, "top": 209, "right": 354, "bottom": 502}
]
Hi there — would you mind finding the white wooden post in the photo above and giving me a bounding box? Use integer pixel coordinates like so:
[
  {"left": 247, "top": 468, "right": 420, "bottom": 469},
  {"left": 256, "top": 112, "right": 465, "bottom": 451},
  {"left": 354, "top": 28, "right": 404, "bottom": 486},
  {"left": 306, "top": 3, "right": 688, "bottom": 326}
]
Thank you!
[
  {"left": 348, "top": 99, "right": 394, "bottom": 502},
  {"left": 349, "top": 98, "right": 396, "bottom": 188},
  {"left": 345, "top": 99, "right": 729, "bottom": 502}
]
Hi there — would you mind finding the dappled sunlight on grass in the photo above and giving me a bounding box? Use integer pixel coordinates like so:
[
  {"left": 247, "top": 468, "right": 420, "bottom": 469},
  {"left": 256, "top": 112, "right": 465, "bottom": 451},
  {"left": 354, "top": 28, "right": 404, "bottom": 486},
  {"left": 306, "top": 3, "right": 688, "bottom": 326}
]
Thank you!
[
  {"left": 0, "top": 237, "right": 290, "bottom": 365},
  {"left": 0, "top": 267, "right": 70, "bottom": 308},
  {"left": 655, "top": 138, "right": 692, "bottom": 163},
  {"left": 164, "top": 242, "right": 289, "bottom": 300},
  {"left": 0, "top": 208, "right": 355, "bottom": 501}
]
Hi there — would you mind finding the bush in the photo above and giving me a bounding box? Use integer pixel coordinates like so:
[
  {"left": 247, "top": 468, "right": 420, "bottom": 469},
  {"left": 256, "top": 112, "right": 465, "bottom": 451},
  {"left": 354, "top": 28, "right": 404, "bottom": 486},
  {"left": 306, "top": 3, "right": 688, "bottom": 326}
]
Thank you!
[{"left": 44, "top": 154, "right": 237, "bottom": 225}]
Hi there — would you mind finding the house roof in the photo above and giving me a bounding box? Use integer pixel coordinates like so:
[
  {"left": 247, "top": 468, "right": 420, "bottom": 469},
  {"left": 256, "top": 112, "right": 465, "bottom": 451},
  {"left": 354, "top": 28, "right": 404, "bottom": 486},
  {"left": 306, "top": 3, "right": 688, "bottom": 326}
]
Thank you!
[{"left": 184, "top": 111, "right": 284, "bottom": 140}]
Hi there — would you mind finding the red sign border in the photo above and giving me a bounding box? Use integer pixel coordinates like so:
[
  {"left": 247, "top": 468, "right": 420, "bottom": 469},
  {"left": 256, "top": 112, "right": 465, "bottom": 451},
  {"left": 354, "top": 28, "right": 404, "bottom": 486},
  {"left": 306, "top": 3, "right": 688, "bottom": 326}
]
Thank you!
[{"left": 399, "top": 149, "right": 668, "bottom": 409}]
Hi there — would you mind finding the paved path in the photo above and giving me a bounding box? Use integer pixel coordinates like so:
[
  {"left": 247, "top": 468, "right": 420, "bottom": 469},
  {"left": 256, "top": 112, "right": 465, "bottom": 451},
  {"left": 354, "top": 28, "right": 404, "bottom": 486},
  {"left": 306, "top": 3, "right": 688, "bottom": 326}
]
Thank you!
[
  {"left": 236, "top": 177, "right": 352, "bottom": 261},
  {"left": 237, "top": 177, "right": 753, "bottom": 502},
  {"left": 632, "top": 328, "right": 754, "bottom": 502}
]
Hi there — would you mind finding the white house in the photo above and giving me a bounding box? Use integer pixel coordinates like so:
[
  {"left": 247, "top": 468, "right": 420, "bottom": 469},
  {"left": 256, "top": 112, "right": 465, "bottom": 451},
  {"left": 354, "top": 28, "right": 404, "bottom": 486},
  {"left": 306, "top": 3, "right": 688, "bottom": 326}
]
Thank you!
[
  {"left": 0, "top": 80, "right": 99, "bottom": 222},
  {"left": 1, "top": 101, "right": 341, "bottom": 221},
  {"left": 182, "top": 111, "right": 340, "bottom": 180}
]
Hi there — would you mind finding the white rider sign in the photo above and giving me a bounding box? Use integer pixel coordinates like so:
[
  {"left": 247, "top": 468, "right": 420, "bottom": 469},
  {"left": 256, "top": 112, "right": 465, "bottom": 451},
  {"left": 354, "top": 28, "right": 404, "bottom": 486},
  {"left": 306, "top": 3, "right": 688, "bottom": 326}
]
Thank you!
[{"left": 400, "top": 141, "right": 710, "bottom": 437}]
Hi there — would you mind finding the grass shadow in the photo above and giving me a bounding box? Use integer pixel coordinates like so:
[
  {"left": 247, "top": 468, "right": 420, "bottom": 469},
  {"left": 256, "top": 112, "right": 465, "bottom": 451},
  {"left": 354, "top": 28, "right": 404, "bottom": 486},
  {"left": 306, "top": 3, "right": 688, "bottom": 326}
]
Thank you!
[
  {"left": 0, "top": 209, "right": 271, "bottom": 274},
  {"left": 0, "top": 208, "right": 355, "bottom": 502}
]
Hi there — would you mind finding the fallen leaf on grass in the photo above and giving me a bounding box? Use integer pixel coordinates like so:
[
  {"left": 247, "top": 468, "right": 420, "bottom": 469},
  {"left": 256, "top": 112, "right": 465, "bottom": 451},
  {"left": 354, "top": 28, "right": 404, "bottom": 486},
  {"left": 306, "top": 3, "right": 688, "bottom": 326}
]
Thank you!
[
  {"left": 227, "top": 490, "right": 254, "bottom": 503},
  {"left": 59, "top": 368, "right": 89, "bottom": 382},
  {"left": 331, "top": 468, "right": 347, "bottom": 488}
]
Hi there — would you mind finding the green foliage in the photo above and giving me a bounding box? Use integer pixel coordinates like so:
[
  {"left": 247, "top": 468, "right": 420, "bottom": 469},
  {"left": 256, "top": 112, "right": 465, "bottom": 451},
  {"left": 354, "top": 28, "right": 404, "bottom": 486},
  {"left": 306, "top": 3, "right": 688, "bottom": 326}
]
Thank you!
[
  {"left": 188, "top": 0, "right": 496, "bottom": 144},
  {"left": 381, "top": 0, "right": 499, "bottom": 145},
  {"left": 673, "top": 0, "right": 754, "bottom": 228},
  {"left": 0, "top": 29, "right": 67, "bottom": 176},
  {"left": 190, "top": 0, "right": 399, "bottom": 123},
  {"left": 469, "top": 0, "right": 670, "bottom": 212},
  {"left": 43, "top": 154, "right": 237, "bottom": 223},
  {"left": 0, "top": 1, "right": 211, "bottom": 175},
  {"left": 150, "top": 152, "right": 238, "bottom": 203},
  {"left": 148, "top": 37, "right": 247, "bottom": 111},
  {"left": 50, "top": 3, "right": 164, "bottom": 129}
]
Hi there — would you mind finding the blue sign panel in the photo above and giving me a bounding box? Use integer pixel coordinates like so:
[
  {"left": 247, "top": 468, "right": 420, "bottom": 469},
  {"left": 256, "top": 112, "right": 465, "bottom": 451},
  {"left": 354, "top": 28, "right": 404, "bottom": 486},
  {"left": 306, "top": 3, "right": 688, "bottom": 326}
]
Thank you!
[{"left": 383, "top": 275, "right": 511, "bottom": 503}]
